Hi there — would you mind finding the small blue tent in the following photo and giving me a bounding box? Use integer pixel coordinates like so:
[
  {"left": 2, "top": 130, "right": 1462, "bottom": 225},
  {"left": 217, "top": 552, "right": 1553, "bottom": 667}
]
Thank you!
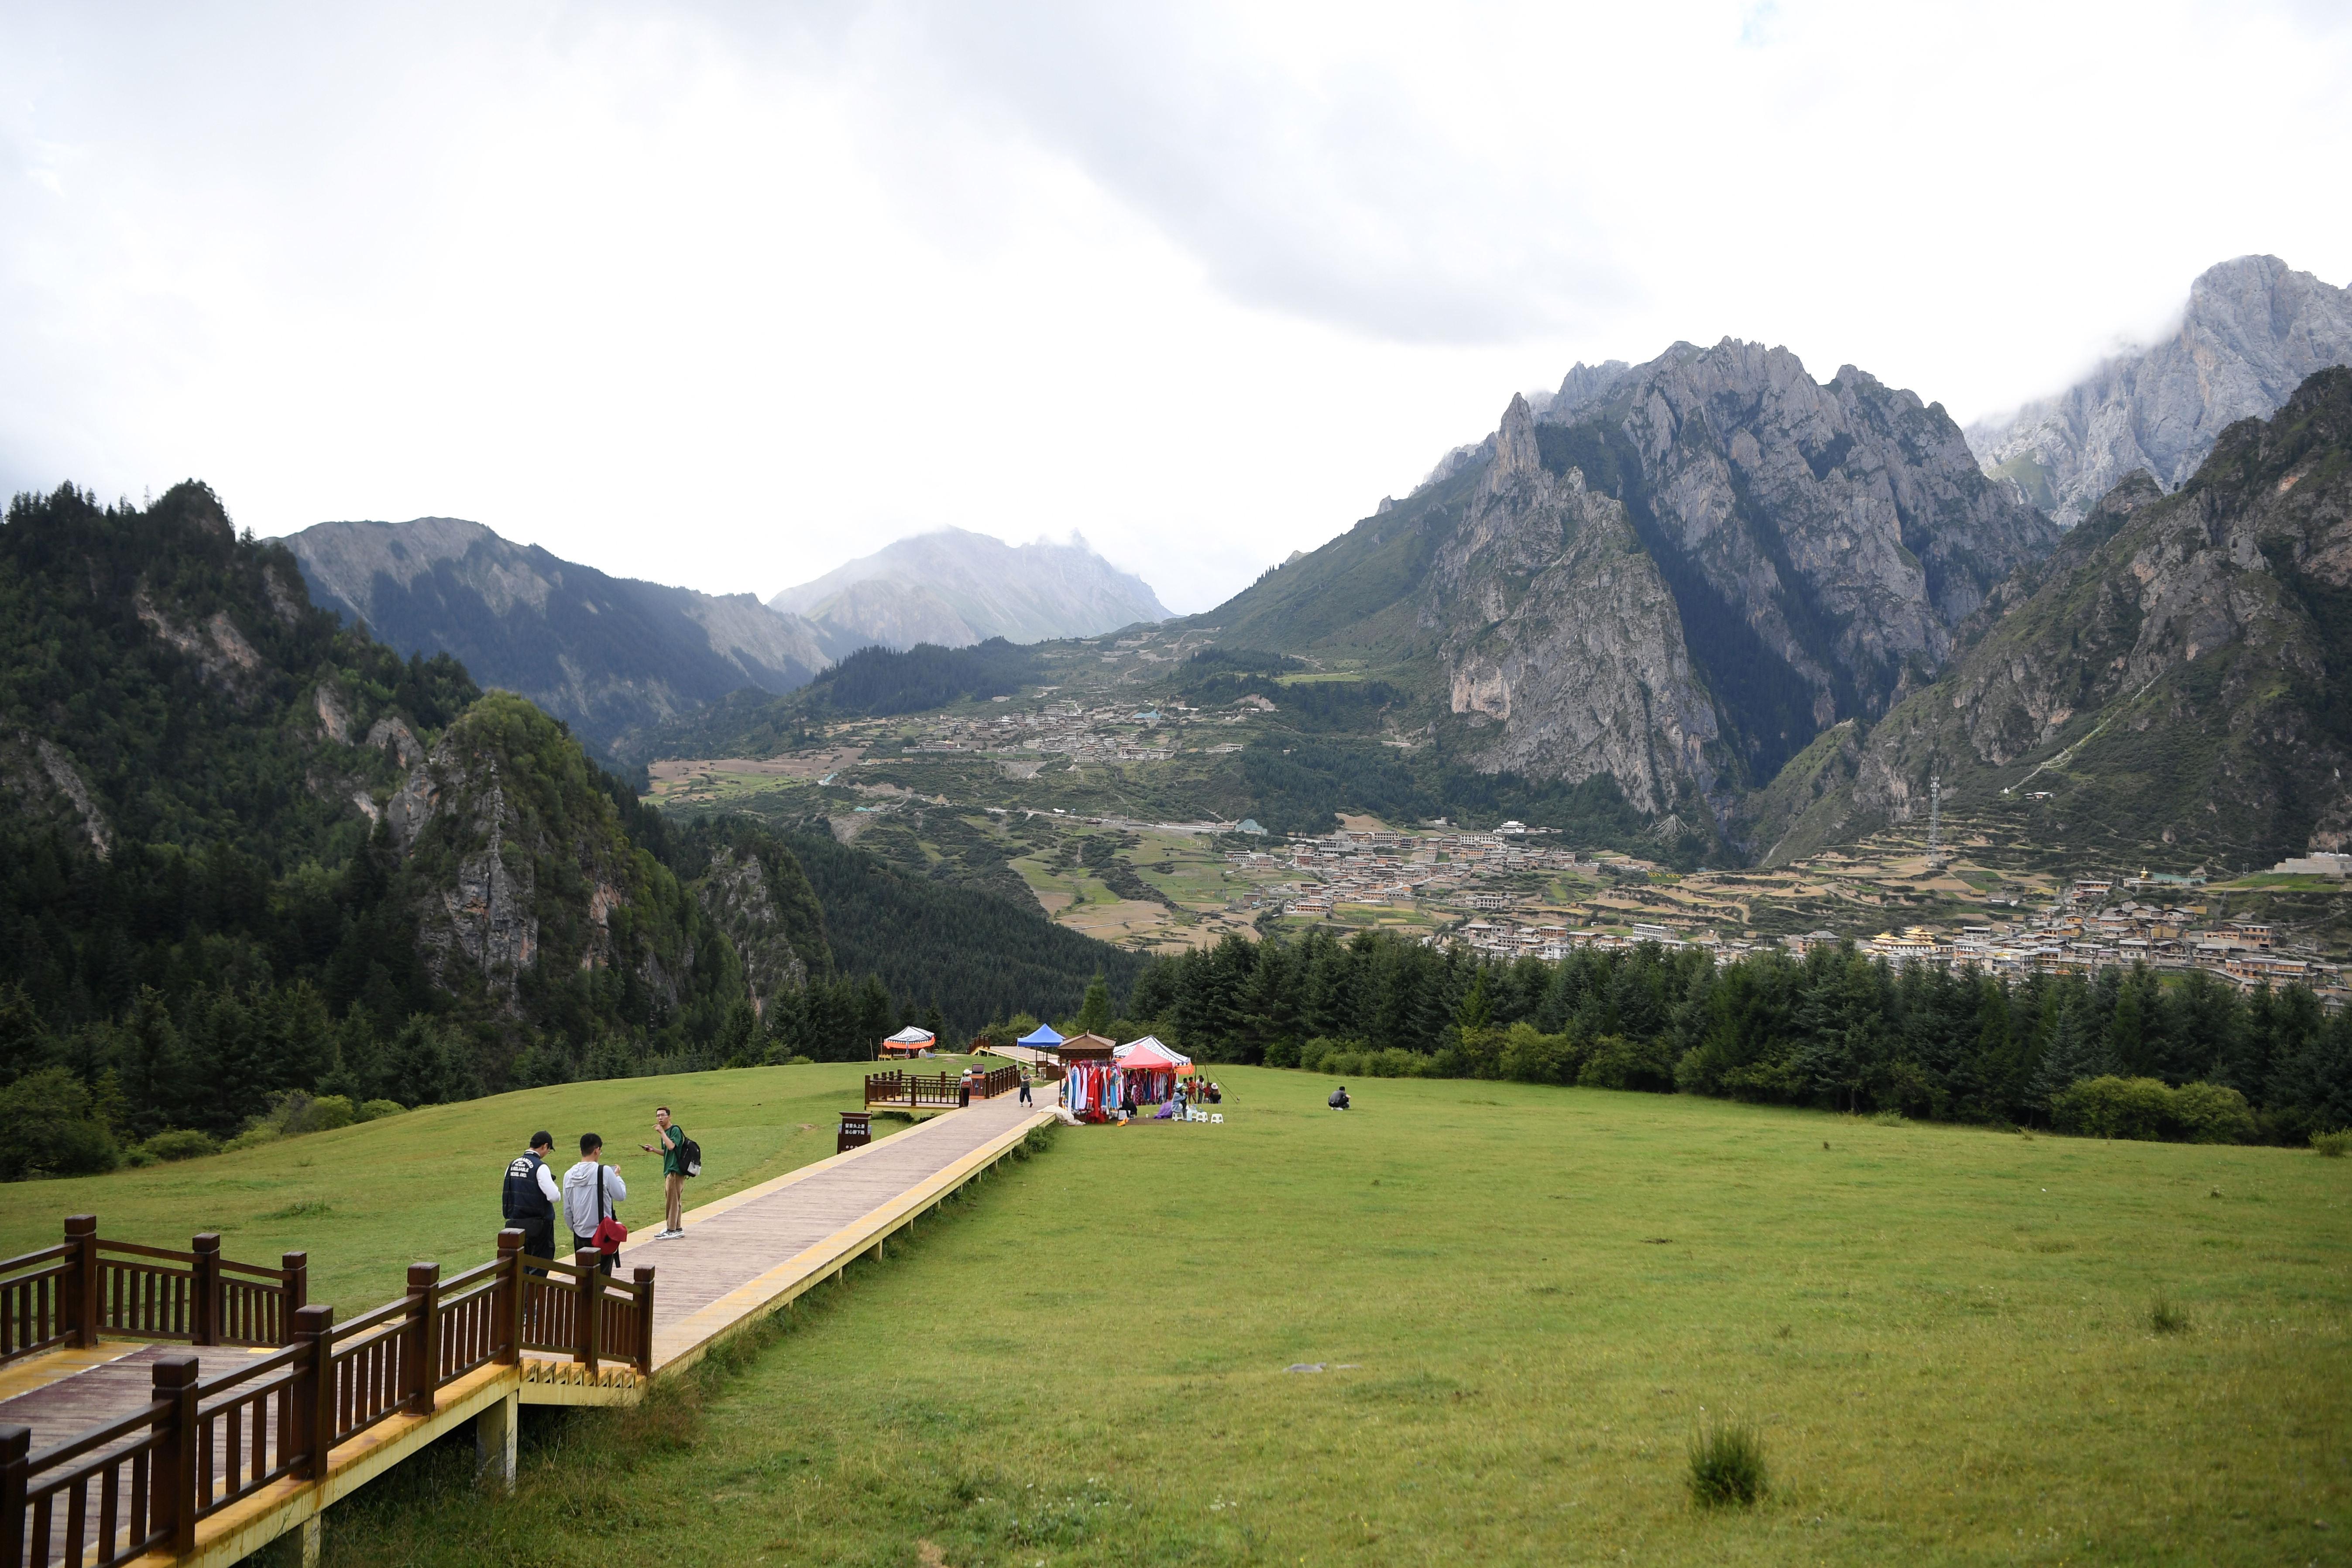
[{"left": 1017, "top": 1023, "right": 1065, "bottom": 1048}]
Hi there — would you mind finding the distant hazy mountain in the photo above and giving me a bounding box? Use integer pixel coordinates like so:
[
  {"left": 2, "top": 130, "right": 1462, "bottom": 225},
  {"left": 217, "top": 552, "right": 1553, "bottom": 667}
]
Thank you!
[
  {"left": 283, "top": 517, "right": 827, "bottom": 754},
  {"left": 1967, "top": 255, "right": 2352, "bottom": 526},
  {"left": 769, "top": 528, "right": 1169, "bottom": 653}
]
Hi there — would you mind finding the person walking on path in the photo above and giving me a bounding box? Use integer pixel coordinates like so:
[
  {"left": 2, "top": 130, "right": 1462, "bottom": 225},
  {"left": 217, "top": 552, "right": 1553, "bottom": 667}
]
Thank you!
[
  {"left": 563, "top": 1133, "right": 627, "bottom": 1274},
  {"left": 640, "top": 1106, "right": 688, "bottom": 1239},
  {"left": 1018, "top": 1073, "right": 1033, "bottom": 1105},
  {"left": 501, "top": 1130, "right": 561, "bottom": 1274}
]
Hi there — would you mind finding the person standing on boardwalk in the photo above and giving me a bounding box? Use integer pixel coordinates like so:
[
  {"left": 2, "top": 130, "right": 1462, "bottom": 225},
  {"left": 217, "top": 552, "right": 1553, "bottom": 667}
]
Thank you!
[
  {"left": 502, "top": 1130, "right": 561, "bottom": 1273},
  {"left": 640, "top": 1106, "right": 688, "bottom": 1239},
  {"left": 563, "top": 1132, "right": 626, "bottom": 1274},
  {"left": 1018, "top": 1072, "right": 1033, "bottom": 1105}
]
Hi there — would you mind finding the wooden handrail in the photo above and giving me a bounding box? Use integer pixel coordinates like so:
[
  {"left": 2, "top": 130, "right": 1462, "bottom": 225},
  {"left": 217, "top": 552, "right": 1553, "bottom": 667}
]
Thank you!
[{"left": 5, "top": 1219, "right": 659, "bottom": 1565}]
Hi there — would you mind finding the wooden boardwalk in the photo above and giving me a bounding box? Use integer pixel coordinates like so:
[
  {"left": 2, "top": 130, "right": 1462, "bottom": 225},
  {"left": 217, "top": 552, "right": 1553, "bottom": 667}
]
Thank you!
[{"left": 0, "top": 1092, "right": 1051, "bottom": 1568}]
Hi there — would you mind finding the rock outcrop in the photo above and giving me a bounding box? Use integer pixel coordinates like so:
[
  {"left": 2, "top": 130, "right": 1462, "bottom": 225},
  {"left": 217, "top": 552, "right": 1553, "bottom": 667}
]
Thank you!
[
  {"left": 1427, "top": 396, "right": 1723, "bottom": 814},
  {"left": 1968, "top": 255, "right": 2352, "bottom": 526},
  {"left": 692, "top": 847, "right": 813, "bottom": 1017},
  {"left": 388, "top": 693, "right": 692, "bottom": 1009},
  {"left": 1540, "top": 340, "right": 2057, "bottom": 746},
  {"left": 1775, "top": 367, "right": 2352, "bottom": 867}
]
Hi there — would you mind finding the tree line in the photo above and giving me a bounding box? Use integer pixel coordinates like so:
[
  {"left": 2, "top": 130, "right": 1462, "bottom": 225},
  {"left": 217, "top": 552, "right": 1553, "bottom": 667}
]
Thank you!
[{"left": 1114, "top": 928, "right": 2352, "bottom": 1142}]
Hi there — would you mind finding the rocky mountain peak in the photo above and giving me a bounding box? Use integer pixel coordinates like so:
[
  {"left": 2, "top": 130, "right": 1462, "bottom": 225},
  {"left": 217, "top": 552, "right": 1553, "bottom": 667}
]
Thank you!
[
  {"left": 1489, "top": 393, "right": 1545, "bottom": 490},
  {"left": 1967, "top": 254, "right": 2352, "bottom": 525}
]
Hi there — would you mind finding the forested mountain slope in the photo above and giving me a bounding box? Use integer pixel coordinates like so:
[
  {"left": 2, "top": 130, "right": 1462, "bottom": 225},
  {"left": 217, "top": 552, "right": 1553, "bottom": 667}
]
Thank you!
[
  {"left": 285, "top": 517, "right": 828, "bottom": 755},
  {"left": 1757, "top": 368, "right": 2352, "bottom": 868},
  {"left": 0, "top": 485, "right": 1144, "bottom": 1176}
]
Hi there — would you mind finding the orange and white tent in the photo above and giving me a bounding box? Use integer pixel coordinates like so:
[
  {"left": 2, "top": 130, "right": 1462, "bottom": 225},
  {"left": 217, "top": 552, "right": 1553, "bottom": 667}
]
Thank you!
[{"left": 879, "top": 1026, "right": 937, "bottom": 1058}]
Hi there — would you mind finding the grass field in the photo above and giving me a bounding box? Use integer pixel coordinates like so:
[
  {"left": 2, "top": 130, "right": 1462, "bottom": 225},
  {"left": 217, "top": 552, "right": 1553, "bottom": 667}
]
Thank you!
[
  {"left": 10, "top": 1068, "right": 2348, "bottom": 1564},
  {"left": 0, "top": 1062, "right": 930, "bottom": 1312}
]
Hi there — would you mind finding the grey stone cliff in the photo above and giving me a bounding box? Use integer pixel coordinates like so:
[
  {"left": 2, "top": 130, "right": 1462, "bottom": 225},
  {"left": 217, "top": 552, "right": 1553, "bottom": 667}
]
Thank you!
[
  {"left": 1967, "top": 255, "right": 2352, "bottom": 526},
  {"left": 1428, "top": 395, "right": 1722, "bottom": 815}
]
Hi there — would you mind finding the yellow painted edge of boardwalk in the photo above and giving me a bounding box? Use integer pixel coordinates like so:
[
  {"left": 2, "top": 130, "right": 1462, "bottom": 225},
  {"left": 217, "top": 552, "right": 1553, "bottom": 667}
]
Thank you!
[{"left": 114, "top": 1101, "right": 1053, "bottom": 1567}]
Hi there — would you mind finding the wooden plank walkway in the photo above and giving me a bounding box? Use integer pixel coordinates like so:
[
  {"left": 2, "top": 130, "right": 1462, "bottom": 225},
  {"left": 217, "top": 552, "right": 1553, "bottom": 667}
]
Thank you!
[{"left": 0, "top": 1092, "right": 1053, "bottom": 1568}]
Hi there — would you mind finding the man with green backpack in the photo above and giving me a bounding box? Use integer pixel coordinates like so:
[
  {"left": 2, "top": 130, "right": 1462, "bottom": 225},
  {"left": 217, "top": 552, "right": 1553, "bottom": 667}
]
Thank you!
[{"left": 640, "top": 1105, "right": 698, "bottom": 1239}]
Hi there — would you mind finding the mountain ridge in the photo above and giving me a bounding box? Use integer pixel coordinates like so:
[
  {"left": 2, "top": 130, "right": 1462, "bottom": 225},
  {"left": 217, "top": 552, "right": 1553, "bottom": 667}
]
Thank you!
[
  {"left": 770, "top": 526, "right": 1170, "bottom": 652},
  {"left": 1763, "top": 367, "right": 2352, "bottom": 868},
  {"left": 1967, "top": 255, "right": 2352, "bottom": 526},
  {"left": 283, "top": 517, "right": 829, "bottom": 756}
]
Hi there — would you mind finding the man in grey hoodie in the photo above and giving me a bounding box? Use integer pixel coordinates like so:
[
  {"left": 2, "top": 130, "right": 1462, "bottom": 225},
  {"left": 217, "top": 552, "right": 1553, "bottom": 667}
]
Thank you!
[{"left": 562, "top": 1132, "right": 627, "bottom": 1274}]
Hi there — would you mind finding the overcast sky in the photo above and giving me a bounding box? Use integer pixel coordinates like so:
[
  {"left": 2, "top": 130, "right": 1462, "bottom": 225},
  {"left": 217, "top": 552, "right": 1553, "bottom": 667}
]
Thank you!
[{"left": 5, "top": 2, "right": 2349, "bottom": 614}]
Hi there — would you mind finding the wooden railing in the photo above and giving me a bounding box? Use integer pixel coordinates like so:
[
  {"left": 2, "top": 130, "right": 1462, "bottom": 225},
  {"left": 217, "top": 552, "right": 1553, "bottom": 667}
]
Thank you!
[
  {"left": 0, "top": 1217, "right": 307, "bottom": 1370},
  {"left": 1, "top": 1224, "right": 653, "bottom": 1568},
  {"left": 865, "top": 1066, "right": 1023, "bottom": 1108},
  {"left": 508, "top": 1235, "right": 655, "bottom": 1379}
]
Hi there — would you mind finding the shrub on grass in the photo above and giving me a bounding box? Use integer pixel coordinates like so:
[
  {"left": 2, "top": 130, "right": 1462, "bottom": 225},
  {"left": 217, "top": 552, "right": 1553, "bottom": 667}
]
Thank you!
[
  {"left": 2149, "top": 1294, "right": 2191, "bottom": 1334},
  {"left": 1686, "top": 1418, "right": 1767, "bottom": 1508},
  {"left": 2050, "top": 1076, "right": 2256, "bottom": 1143},
  {"left": 2311, "top": 1129, "right": 2351, "bottom": 1157},
  {"left": 1576, "top": 1034, "right": 1678, "bottom": 1093},
  {"left": 143, "top": 1128, "right": 221, "bottom": 1163},
  {"left": 1870, "top": 1108, "right": 1906, "bottom": 1126},
  {"left": 358, "top": 1099, "right": 406, "bottom": 1122}
]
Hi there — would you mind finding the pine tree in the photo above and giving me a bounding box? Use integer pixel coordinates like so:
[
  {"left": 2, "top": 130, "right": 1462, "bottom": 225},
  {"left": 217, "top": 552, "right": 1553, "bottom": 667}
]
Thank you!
[
  {"left": 2029, "top": 999, "right": 2103, "bottom": 1115},
  {"left": 1076, "top": 971, "right": 1111, "bottom": 1036}
]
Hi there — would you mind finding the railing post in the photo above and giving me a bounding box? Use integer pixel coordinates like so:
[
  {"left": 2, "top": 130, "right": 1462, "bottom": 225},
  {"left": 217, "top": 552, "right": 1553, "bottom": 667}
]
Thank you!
[
  {"left": 151, "top": 1354, "right": 200, "bottom": 1554},
  {"left": 280, "top": 1252, "right": 308, "bottom": 1345},
  {"left": 404, "top": 1264, "right": 441, "bottom": 1415},
  {"left": 573, "top": 1251, "right": 600, "bottom": 1377},
  {"left": 1, "top": 1424, "right": 27, "bottom": 1568},
  {"left": 189, "top": 1233, "right": 222, "bottom": 1347},
  {"left": 495, "top": 1230, "right": 524, "bottom": 1366},
  {"left": 291, "top": 1304, "right": 335, "bottom": 1481},
  {"left": 631, "top": 1266, "right": 655, "bottom": 1377},
  {"left": 64, "top": 1215, "right": 98, "bottom": 1348}
]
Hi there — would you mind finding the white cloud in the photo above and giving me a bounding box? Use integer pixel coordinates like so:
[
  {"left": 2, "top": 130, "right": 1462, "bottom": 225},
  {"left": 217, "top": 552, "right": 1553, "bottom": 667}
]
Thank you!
[{"left": 1, "top": 0, "right": 2349, "bottom": 614}]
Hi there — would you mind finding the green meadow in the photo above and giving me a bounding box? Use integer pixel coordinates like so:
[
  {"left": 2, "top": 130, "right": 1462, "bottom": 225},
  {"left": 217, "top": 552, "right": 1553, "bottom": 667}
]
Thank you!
[
  {"left": 10, "top": 1068, "right": 2350, "bottom": 1565},
  {"left": 0, "top": 1062, "right": 939, "bottom": 1311}
]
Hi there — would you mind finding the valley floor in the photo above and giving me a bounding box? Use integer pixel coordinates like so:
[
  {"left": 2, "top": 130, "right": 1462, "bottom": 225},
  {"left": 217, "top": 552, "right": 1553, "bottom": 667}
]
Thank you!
[{"left": 299, "top": 1069, "right": 2345, "bottom": 1567}]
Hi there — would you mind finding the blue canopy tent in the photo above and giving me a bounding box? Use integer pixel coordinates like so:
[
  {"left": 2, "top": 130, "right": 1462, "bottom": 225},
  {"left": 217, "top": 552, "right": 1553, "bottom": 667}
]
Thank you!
[{"left": 1016, "top": 1024, "right": 1065, "bottom": 1049}]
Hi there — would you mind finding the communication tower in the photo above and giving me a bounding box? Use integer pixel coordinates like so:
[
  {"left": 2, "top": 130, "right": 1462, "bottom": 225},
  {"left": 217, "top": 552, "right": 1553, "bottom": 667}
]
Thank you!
[{"left": 1927, "top": 775, "right": 1943, "bottom": 869}]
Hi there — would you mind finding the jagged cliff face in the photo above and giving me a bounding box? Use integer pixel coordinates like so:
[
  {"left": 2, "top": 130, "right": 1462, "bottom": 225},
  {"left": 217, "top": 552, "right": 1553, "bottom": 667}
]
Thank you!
[
  {"left": 1538, "top": 341, "right": 2057, "bottom": 745},
  {"left": 1413, "top": 342, "right": 2051, "bottom": 832},
  {"left": 1968, "top": 255, "right": 2352, "bottom": 526},
  {"left": 387, "top": 693, "right": 694, "bottom": 1009},
  {"left": 1425, "top": 396, "right": 1722, "bottom": 813},
  {"left": 1768, "top": 368, "right": 2352, "bottom": 868},
  {"left": 692, "top": 847, "right": 813, "bottom": 1017},
  {"left": 1199, "top": 339, "right": 2055, "bottom": 846},
  {"left": 284, "top": 517, "right": 829, "bottom": 755}
]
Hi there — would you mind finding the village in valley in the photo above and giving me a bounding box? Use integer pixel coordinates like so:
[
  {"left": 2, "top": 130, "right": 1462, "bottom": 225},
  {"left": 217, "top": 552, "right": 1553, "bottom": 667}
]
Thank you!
[{"left": 648, "top": 693, "right": 2352, "bottom": 1002}]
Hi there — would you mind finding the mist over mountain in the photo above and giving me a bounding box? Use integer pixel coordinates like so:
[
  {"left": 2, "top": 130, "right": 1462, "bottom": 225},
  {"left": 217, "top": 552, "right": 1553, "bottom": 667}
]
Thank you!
[
  {"left": 1967, "top": 255, "right": 2352, "bottom": 527},
  {"left": 769, "top": 527, "right": 1170, "bottom": 654},
  {"left": 283, "top": 517, "right": 829, "bottom": 755}
]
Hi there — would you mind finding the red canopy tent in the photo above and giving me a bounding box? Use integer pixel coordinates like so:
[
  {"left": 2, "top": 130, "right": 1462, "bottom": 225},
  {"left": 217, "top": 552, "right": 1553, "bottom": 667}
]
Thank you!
[{"left": 1112, "top": 1036, "right": 1191, "bottom": 1074}]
